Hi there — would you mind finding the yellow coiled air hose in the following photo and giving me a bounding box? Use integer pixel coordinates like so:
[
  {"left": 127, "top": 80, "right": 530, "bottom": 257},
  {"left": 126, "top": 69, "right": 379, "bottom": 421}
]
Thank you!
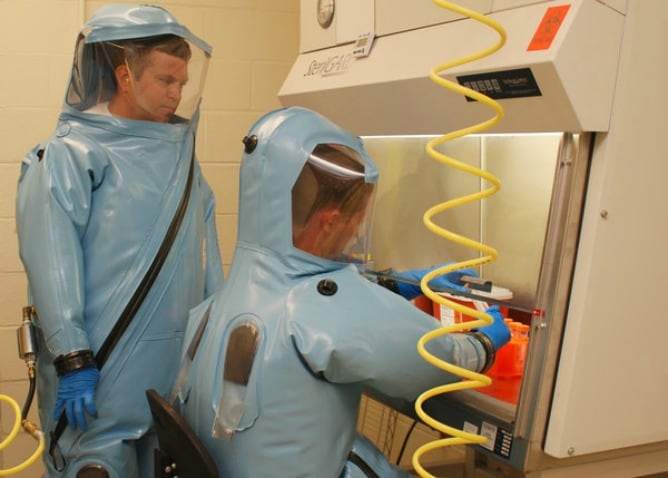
[
  {"left": 412, "top": 1, "right": 506, "bottom": 476},
  {"left": 0, "top": 394, "right": 44, "bottom": 476}
]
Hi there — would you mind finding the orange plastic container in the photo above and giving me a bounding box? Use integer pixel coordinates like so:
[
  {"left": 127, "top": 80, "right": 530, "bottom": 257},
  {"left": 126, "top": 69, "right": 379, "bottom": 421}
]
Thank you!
[{"left": 487, "top": 322, "right": 530, "bottom": 378}]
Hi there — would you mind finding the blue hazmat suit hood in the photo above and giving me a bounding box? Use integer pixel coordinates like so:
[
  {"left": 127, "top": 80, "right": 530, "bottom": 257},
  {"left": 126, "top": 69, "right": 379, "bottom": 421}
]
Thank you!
[
  {"left": 65, "top": 4, "right": 211, "bottom": 121},
  {"left": 236, "top": 106, "right": 379, "bottom": 277},
  {"left": 81, "top": 4, "right": 211, "bottom": 48}
]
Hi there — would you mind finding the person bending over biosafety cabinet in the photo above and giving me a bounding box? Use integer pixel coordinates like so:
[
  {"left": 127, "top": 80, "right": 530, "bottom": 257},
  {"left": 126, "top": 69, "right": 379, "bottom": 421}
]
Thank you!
[
  {"left": 172, "top": 106, "right": 510, "bottom": 477},
  {"left": 15, "top": 5, "right": 223, "bottom": 478}
]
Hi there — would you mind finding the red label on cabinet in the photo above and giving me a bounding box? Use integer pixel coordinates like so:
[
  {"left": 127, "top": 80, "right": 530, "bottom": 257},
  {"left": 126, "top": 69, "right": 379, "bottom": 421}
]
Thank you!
[{"left": 528, "top": 4, "right": 571, "bottom": 51}]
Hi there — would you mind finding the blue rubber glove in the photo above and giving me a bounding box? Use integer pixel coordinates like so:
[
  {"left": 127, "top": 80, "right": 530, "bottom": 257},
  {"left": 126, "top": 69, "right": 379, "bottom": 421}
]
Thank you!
[
  {"left": 474, "top": 305, "right": 511, "bottom": 351},
  {"left": 394, "top": 263, "right": 479, "bottom": 300},
  {"left": 53, "top": 366, "right": 100, "bottom": 431}
]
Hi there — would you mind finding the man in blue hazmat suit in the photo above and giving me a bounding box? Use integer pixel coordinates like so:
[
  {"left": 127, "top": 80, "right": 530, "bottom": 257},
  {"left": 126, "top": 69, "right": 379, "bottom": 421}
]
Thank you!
[
  {"left": 15, "top": 5, "right": 223, "bottom": 477},
  {"left": 174, "top": 106, "right": 510, "bottom": 477}
]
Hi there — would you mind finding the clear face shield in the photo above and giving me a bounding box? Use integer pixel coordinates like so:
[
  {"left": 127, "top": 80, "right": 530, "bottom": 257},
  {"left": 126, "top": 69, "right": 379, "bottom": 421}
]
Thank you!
[
  {"left": 291, "top": 144, "right": 376, "bottom": 267},
  {"left": 66, "top": 32, "right": 210, "bottom": 123}
]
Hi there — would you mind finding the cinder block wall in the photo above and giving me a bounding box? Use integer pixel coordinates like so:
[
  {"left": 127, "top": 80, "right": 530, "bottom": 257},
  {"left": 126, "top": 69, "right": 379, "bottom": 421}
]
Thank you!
[{"left": 0, "top": 1, "right": 298, "bottom": 475}]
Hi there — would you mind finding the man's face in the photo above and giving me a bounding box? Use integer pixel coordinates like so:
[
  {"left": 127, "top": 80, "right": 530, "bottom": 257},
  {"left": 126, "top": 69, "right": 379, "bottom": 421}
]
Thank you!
[{"left": 129, "top": 50, "right": 188, "bottom": 123}]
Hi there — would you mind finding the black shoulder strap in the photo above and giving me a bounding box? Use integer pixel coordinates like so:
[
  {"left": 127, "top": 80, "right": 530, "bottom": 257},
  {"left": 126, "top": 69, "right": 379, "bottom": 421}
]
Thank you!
[{"left": 49, "top": 151, "right": 196, "bottom": 469}]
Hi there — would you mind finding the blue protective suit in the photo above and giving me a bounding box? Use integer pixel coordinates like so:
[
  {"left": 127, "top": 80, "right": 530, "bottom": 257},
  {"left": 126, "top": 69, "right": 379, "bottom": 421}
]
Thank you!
[
  {"left": 177, "top": 107, "right": 490, "bottom": 477},
  {"left": 15, "top": 6, "right": 223, "bottom": 477}
]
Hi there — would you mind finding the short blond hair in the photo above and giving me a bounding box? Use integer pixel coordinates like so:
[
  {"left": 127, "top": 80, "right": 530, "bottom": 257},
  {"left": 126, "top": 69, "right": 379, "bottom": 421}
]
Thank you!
[{"left": 111, "top": 34, "right": 191, "bottom": 79}]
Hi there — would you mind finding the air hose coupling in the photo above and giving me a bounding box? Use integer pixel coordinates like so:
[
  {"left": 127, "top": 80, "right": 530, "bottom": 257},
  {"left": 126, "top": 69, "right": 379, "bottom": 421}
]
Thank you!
[{"left": 17, "top": 306, "right": 38, "bottom": 369}]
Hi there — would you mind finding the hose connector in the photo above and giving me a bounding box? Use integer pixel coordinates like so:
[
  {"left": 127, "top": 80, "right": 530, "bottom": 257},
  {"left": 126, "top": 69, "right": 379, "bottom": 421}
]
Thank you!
[
  {"left": 21, "top": 420, "right": 43, "bottom": 442},
  {"left": 17, "top": 306, "right": 38, "bottom": 368}
]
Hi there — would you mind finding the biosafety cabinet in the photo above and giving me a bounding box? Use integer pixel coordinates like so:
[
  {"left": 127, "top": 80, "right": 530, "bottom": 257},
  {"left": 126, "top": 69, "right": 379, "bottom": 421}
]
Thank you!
[{"left": 279, "top": 1, "right": 668, "bottom": 477}]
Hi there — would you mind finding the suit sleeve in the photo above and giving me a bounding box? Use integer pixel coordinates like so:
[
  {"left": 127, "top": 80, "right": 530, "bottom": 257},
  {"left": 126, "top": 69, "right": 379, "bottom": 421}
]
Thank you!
[
  {"left": 16, "top": 140, "right": 98, "bottom": 358},
  {"left": 287, "top": 269, "right": 487, "bottom": 402}
]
